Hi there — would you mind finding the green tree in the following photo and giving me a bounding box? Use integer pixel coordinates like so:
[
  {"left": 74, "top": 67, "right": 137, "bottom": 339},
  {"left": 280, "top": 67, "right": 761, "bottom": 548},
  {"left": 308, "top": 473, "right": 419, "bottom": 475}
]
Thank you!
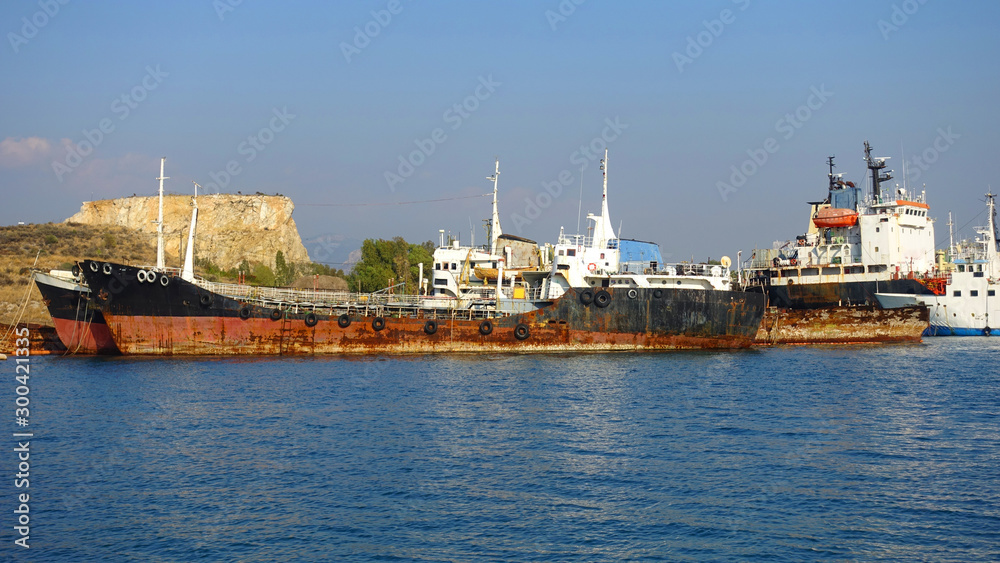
[
  {"left": 274, "top": 250, "right": 294, "bottom": 286},
  {"left": 252, "top": 263, "right": 276, "bottom": 286},
  {"left": 348, "top": 237, "right": 434, "bottom": 293}
]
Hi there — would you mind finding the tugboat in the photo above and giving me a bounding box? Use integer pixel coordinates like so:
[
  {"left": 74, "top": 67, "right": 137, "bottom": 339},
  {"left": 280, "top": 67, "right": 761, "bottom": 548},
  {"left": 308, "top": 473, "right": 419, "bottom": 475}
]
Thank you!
[
  {"left": 877, "top": 192, "right": 1000, "bottom": 335},
  {"left": 79, "top": 151, "right": 766, "bottom": 355},
  {"left": 742, "top": 142, "right": 932, "bottom": 343}
]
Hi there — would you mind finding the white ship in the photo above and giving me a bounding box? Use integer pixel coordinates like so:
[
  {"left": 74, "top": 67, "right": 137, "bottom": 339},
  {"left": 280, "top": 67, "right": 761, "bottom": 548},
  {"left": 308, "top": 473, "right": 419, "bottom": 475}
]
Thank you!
[
  {"left": 877, "top": 193, "right": 1000, "bottom": 336},
  {"left": 742, "top": 142, "right": 939, "bottom": 308}
]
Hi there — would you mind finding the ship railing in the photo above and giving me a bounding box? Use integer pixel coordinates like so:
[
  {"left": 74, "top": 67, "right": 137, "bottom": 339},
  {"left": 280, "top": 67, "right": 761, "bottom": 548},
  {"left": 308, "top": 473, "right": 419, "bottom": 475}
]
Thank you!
[
  {"left": 557, "top": 234, "right": 593, "bottom": 247},
  {"left": 194, "top": 279, "right": 360, "bottom": 307},
  {"left": 193, "top": 278, "right": 524, "bottom": 319},
  {"left": 620, "top": 261, "right": 726, "bottom": 278}
]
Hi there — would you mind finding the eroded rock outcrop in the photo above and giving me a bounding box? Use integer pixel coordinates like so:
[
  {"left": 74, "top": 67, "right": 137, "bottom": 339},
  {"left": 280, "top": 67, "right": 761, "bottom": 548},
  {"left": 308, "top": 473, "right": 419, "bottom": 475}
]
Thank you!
[{"left": 65, "top": 194, "right": 310, "bottom": 269}]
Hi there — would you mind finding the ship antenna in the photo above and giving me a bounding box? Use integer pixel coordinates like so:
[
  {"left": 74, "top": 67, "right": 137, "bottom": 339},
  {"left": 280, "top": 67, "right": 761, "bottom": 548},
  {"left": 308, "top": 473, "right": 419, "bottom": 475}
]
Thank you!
[
  {"left": 948, "top": 211, "right": 955, "bottom": 261},
  {"left": 576, "top": 172, "right": 584, "bottom": 234},
  {"left": 155, "top": 157, "right": 168, "bottom": 270},
  {"left": 901, "top": 141, "right": 907, "bottom": 195},
  {"left": 488, "top": 158, "right": 501, "bottom": 255},
  {"left": 598, "top": 148, "right": 614, "bottom": 245},
  {"left": 827, "top": 155, "right": 836, "bottom": 203},
  {"left": 864, "top": 141, "right": 892, "bottom": 204},
  {"left": 987, "top": 190, "right": 998, "bottom": 257}
]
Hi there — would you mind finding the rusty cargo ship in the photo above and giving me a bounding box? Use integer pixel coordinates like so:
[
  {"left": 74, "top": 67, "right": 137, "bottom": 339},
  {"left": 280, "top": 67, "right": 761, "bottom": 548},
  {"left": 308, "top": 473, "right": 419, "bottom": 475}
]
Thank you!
[
  {"left": 80, "top": 258, "right": 763, "bottom": 355},
  {"left": 741, "top": 144, "right": 932, "bottom": 343},
  {"left": 79, "top": 152, "right": 765, "bottom": 355}
]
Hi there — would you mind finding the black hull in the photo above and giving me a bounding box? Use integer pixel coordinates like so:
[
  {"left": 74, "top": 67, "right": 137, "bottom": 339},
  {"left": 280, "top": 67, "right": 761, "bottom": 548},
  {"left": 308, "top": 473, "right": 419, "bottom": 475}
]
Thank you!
[{"left": 751, "top": 279, "right": 934, "bottom": 309}]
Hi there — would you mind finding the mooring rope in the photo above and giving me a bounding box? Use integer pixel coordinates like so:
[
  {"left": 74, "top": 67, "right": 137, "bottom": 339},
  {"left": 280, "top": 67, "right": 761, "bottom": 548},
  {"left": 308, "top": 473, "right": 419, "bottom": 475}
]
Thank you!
[{"left": 1, "top": 273, "right": 36, "bottom": 348}]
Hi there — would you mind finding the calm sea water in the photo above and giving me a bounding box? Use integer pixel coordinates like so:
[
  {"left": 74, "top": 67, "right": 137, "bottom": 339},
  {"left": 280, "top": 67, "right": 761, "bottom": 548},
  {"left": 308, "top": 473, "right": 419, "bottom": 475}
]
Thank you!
[{"left": 4, "top": 339, "right": 1000, "bottom": 562}]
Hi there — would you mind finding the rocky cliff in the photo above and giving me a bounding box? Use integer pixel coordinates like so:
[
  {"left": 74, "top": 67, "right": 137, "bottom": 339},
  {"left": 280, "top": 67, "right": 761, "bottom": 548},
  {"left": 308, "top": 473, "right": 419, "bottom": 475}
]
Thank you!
[{"left": 65, "top": 194, "right": 310, "bottom": 269}]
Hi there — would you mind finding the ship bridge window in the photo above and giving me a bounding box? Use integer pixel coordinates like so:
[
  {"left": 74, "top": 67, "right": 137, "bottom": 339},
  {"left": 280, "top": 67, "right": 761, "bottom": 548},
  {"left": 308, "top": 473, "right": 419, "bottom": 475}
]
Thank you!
[
  {"left": 435, "top": 278, "right": 448, "bottom": 286},
  {"left": 953, "top": 290, "right": 961, "bottom": 297},
  {"left": 989, "top": 290, "right": 996, "bottom": 297},
  {"left": 971, "top": 290, "right": 979, "bottom": 297},
  {"left": 567, "top": 249, "right": 576, "bottom": 257},
  {"left": 958, "top": 265, "right": 965, "bottom": 272},
  {"left": 435, "top": 263, "right": 441, "bottom": 270},
  {"left": 558, "top": 250, "right": 565, "bottom": 256}
]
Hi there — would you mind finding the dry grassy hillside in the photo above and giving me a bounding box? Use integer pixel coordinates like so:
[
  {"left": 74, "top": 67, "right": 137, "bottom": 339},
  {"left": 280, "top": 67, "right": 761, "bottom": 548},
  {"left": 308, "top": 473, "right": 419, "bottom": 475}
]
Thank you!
[{"left": 0, "top": 222, "right": 167, "bottom": 326}]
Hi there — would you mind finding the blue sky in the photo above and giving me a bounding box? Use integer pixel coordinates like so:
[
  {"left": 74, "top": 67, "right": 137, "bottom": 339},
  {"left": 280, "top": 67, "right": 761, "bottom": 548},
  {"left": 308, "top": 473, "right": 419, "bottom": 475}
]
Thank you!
[{"left": 2, "top": 0, "right": 998, "bottom": 265}]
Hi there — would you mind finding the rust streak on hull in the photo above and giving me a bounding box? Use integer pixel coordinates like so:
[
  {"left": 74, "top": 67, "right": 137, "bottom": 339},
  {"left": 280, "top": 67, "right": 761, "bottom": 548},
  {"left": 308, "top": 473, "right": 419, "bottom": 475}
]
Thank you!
[
  {"left": 104, "top": 312, "right": 757, "bottom": 355},
  {"left": 51, "top": 317, "right": 118, "bottom": 355},
  {"left": 754, "top": 305, "right": 929, "bottom": 345}
]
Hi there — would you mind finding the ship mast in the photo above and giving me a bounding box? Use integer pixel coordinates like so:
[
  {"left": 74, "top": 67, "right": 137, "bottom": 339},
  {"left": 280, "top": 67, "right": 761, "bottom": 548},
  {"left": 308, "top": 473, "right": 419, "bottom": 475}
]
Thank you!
[
  {"left": 986, "top": 192, "right": 998, "bottom": 263},
  {"left": 601, "top": 148, "right": 611, "bottom": 234},
  {"left": 155, "top": 157, "right": 168, "bottom": 270},
  {"left": 488, "top": 158, "right": 502, "bottom": 255},
  {"left": 595, "top": 149, "right": 615, "bottom": 247},
  {"left": 181, "top": 182, "right": 199, "bottom": 282},
  {"left": 582, "top": 149, "right": 616, "bottom": 250},
  {"left": 948, "top": 211, "right": 955, "bottom": 261},
  {"left": 826, "top": 155, "right": 836, "bottom": 203},
  {"left": 864, "top": 141, "right": 892, "bottom": 204}
]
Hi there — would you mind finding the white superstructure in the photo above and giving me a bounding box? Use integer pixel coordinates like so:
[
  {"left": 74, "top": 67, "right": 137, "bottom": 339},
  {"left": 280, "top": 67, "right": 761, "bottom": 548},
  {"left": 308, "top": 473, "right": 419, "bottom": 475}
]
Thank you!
[
  {"left": 430, "top": 152, "right": 735, "bottom": 310},
  {"left": 878, "top": 192, "right": 1000, "bottom": 335},
  {"left": 742, "top": 144, "right": 938, "bottom": 306}
]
